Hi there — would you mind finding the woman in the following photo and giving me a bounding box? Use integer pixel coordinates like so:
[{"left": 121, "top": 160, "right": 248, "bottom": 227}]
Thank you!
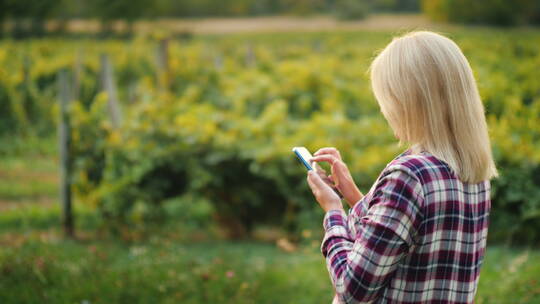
[{"left": 306, "top": 31, "right": 498, "bottom": 304}]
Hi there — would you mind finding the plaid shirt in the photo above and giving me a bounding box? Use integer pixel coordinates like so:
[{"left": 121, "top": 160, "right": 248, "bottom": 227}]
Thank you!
[{"left": 321, "top": 149, "right": 491, "bottom": 304}]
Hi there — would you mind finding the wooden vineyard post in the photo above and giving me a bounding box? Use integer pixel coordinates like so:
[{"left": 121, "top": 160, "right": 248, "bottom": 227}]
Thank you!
[
  {"left": 245, "top": 43, "right": 256, "bottom": 67},
  {"left": 57, "top": 69, "right": 74, "bottom": 237},
  {"left": 23, "top": 55, "right": 31, "bottom": 84},
  {"left": 72, "top": 50, "right": 83, "bottom": 102},
  {"left": 100, "top": 54, "right": 122, "bottom": 128},
  {"left": 214, "top": 53, "right": 223, "bottom": 70},
  {"left": 155, "top": 38, "right": 170, "bottom": 91}
]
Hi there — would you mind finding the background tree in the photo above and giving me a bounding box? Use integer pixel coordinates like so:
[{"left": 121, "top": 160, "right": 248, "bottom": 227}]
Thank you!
[
  {"left": 422, "top": 0, "right": 539, "bottom": 26},
  {"left": 89, "top": 0, "right": 147, "bottom": 36},
  {"left": 3, "top": 0, "right": 62, "bottom": 38}
]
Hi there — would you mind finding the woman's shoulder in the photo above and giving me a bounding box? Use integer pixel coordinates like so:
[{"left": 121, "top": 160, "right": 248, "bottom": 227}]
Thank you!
[{"left": 384, "top": 148, "right": 456, "bottom": 182}]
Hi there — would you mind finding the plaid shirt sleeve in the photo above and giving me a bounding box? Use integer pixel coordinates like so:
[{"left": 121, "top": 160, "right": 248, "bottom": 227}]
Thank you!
[{"left": 321, "top": 166, "right": 424, "bottom": 304}]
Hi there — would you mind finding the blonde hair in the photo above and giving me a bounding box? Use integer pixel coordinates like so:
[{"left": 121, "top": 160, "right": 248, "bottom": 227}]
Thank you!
[{"left": 369, "top": 31, "right": 498, "bottom": 183}]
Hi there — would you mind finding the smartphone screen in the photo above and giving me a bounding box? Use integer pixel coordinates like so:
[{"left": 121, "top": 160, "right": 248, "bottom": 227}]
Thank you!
[{"left": 292, "top": 147, "right": 314, "bottom": 170}]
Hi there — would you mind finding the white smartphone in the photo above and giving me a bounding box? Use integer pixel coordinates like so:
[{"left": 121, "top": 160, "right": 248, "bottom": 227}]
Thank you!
[{"left": 292, "top": 147, "right": 314, "bottom": 171}]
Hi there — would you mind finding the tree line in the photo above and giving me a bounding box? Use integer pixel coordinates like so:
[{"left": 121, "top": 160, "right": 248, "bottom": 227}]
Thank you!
[
  {"left": 0, "top": 0, "right": 420, "bottom": 37},
  {"left": 1, "top": 0, "right": 538, "bottom": 38},
  {"left": 422, "top": 0, "right": 540, "bottom": 26}
]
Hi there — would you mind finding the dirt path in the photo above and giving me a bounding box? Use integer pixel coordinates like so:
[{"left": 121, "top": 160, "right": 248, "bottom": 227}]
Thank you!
[{"left": 62, "top": 14, "right": 440, "bottom": 35}]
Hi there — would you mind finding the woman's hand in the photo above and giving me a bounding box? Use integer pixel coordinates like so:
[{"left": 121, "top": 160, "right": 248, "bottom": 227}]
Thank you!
[
  {"left": 312, "top": 147, "right": 363, "bottom": 208},
  {"left": 306, "top": 170, "right": 343, "bottom": 213}
]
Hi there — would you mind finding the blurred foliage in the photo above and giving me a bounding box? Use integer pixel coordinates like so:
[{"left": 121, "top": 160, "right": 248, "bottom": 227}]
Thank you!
[
  {"left": 422, "top": 0, "right": 540, "bottom": 26},
  {"left": 1, "top": 30, "right": 540, "bottom": 243}
]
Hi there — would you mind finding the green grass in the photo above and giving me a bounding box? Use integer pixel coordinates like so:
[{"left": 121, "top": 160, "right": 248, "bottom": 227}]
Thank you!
[
  {"left": 1, "top": 141, "right": 539, "bottom": 304},
  {"left": 0, "top": 154, "right": 58, "bottom": 201},
  {"left": 0, "top": 237, "right": 539, "bottom": 304}
]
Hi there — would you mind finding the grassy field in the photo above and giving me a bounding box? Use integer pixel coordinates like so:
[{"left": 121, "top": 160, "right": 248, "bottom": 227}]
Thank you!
[
  {"left": 2, "top": 237, "right": 539, "bottom": 303},
  {"left": 0, "top": 144, "right": 539, "bottom": 303}
]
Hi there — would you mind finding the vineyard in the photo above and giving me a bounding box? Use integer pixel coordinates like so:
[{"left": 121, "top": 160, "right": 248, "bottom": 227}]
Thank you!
[
  {"left": 1, "top": 27, "right": 540, "bottom": 302},
  {"left": 1, "top": 30, "right": 540, "bottom": 244}
]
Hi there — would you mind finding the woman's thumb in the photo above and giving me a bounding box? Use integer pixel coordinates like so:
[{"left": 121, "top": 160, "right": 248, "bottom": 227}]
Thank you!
[{"left": 309, "top": 170, "right": 325, "bottom": 187}]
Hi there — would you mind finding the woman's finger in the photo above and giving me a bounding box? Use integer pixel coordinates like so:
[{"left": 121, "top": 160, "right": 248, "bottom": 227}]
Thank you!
[
  {"left": 312, "top": 154, "right": 340, "bottom": 166},
  {"left": 306, "top": 172, "right": 318, "bottom": 192},
  {"left": 308, "top": 170, "right": 329, "bottom": 190},
  {"left": 322, "top": 176, "right": 335, "bottom": 187},
  {"left": 314, "top": 147, "right": 342, "bottom": 160},
  {"left": 317, "top": 170, "right": 332, "bottom": 183},
  {"left": 314, "top": 164, "right": 331, "bottom": 181},
  {"left": 314, "top": 147, "right": 340, "bottom": 157},
  {"left": 313, "top": 162, "right": 327, "bottom": 174}
]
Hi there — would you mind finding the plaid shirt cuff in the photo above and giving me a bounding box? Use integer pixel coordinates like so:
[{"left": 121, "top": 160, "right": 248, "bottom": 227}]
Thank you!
[
  {"left": 323, "top": 209, "right": 348, "bottom": 231},
  {"left": 321, "top": 209, "right": 350, "bottom": 257}
]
